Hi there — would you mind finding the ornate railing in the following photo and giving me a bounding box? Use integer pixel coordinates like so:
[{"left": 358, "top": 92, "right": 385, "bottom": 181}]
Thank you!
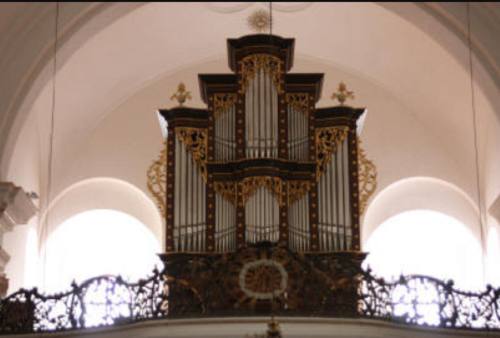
[{"left": 1, "top": 268, "right": 500, "bottom": 334}]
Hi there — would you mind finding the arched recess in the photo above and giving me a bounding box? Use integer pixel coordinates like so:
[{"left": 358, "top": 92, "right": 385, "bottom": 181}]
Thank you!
[
  {"left": 39, "top": 177, "right": 163, "bottom": 248},
  {"left": 362, "top": 177, "right": 482, "bottom": 246}
]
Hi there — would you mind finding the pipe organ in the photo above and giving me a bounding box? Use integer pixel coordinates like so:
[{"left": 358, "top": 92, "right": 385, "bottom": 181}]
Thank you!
[{"left": 159, "top": 34, "right": 367, "bottom": 316}]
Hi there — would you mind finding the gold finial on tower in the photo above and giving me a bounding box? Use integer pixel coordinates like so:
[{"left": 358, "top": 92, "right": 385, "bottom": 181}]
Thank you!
[
  {"left": 248, "top": 10, "right": 271, "bottom": 33},
  {"left": 170, "top": 82, "right": 192, "bottom": 106},
  {"left": 331, "top": 82, "right": 355, "bottom": 106}
]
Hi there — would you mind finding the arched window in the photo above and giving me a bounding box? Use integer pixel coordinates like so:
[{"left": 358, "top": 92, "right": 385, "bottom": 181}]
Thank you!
[
  {"left": 43, "top": 209, "right": 162, "bottom": 293},
  {"left": 363, "top": 209, "right": 483, "bottom": 291}
]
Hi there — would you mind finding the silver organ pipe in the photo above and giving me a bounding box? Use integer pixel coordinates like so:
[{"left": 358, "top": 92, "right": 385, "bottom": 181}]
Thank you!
[
  {"left": 245, "top": 68, "right": 278, "bottom": 158},
  {"left": 245, "top": 187, "right": 280, "bottom": 243},
  {"left": 174, "top": 139, "right": 207, "bottom": 252},
  {"left": 215, "top": 105, "right": 236, "bottom": 162},
  {"left": 318, "top": 137, "right": 352, "bottom": 251},
  {"left": 215, "top": 193, "right": 236, "bottom": 252},
  {"left": 288, "top": 194, "right": 310, "bottom": 252},
  {"left": 214, "top": 102, "right": 237, "bottom": 252},
  {"left": 287, "top": 105, "right": 309, "bottom": 162}
]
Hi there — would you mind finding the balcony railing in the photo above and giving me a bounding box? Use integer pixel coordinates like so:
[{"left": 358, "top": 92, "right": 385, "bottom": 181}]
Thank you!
[{"left": 0, "top": 268, "right": 499, "bottom": 334}]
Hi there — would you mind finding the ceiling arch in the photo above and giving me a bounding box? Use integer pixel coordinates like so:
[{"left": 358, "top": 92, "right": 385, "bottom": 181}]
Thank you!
[{"left": 0, "top": 2, "right": 498, "bottom": 225}]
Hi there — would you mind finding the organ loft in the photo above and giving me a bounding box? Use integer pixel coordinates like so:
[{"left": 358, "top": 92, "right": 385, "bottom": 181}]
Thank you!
[{"left": 158, "top": 34, "right": 369, "bottom": 316}]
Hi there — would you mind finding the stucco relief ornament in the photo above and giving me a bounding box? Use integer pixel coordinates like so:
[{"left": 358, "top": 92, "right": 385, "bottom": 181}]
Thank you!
[{"left": 248, "top": 10, "right": 271, "bottom": 33}]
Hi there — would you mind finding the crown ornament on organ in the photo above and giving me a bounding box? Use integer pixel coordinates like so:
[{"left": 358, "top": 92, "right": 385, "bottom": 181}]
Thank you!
[
  {"left": 170, "top": 82, "right": 192, "bottom": 107},
  {"left": 331, "top": 82, "right": 355, "bottom": 106}
]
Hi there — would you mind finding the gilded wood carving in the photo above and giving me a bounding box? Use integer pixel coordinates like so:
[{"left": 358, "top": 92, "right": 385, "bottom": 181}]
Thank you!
[
  {"left": 214, "top": 93, "right": 238, "bottom": 118},
  {"left": 316, "top": 126, "right": 349, "bottom": 180},
  {"left": 240, "top": 176, "right": 283, "bottom": 207},
  {"left": 214, "top": 181, "right": 238, "bottom": 205},
  {"left": 285, "top": 93, "right": 309, "bottom": 117},
  {"left": 176, "top": 127, "right": 208, "bottom": 182},
  {"left": 239, "top": 54, "right": 282, "bottom": 94},
  {"left": 358, "top": 139, "right": 377, "bottom": 216},
  {"left": 147, "top": 140, "right": 167, "bottom": 219}
]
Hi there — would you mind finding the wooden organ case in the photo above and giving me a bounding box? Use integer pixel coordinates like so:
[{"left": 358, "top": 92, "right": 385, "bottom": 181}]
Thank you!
[{"left": 159, "top": 35, "right": 367, "bottom": 317}]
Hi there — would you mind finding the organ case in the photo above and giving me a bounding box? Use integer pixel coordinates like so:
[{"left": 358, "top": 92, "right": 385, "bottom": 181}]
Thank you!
[{"left": 159, "top": 34, "right": 367, "bottom": 315}]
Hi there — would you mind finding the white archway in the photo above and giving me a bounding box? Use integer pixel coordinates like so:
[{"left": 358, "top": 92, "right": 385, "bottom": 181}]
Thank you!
[
  {"left": 362, "top": 177, "right": 482, "bottom": 245},
  {"left": 39, "top": 177, "right": 163, "bottom": 245}
]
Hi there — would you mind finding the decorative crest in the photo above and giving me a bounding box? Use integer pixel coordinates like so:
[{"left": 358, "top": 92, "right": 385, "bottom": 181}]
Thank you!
[
  {"left": 331, "top": 82, "right": 355, "bottom": 106},
  {"left": 248, "top": 10, "right": 271, "bottom": 33},
  {"left": 170, "top": 83, "right": 192, "bottom": 106}
]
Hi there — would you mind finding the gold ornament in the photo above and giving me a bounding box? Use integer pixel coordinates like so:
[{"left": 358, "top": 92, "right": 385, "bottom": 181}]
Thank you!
[
  {"left": 176, "top": 127, "right": 208, "bottom": 182},
  {"left": 331, "top": 82, "right": 354, "bottom": 106},
  {"left": 285, "top": 93, "right": 309, "bottom": 117},
  {"left": 240, "top": 176, "right": 283, "bottom": 207},
  {"left": 214, "top": 181, "right": 238, "bottom": 206},
  {"left": 358, "top": 138, "right": 377, "bottom": 215},
  {"left": 240, "top": 54, "right": 282, "bottom": 94},
  {"left": 170, "top": 82, "right": 192, "bottom": 106},
  {"left": 287, "top": 181, "right": 311, "bottom": 205},
  {"left": 214, "top": 93, "right": 238, "bottom": 118},
  {"left": 147, "top": 140, "right": 167, "bottom": 219},
  {"left": 316, "top": 126, "right": 349, "bottom": 179},
  {"left": 247, "top": 10, "right": 271, "bottom": 33}
]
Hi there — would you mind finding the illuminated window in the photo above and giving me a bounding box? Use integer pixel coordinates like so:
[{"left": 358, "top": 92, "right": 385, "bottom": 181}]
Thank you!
[
  {"left": 363, "top": 209, "right": 483, "bottom": 290},
  {"left": 43, "top": 209, "right": 162, "bottom": 292}
]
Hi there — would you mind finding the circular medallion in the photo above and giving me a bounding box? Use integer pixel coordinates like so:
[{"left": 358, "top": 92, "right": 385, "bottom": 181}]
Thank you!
[{"left": 238, "top": 259, "right": 288, "bottom": 300}]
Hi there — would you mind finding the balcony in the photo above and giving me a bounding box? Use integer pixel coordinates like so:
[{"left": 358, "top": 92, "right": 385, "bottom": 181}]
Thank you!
[{"left": 1, "top": 266, "right": 500, "bottom": 337}]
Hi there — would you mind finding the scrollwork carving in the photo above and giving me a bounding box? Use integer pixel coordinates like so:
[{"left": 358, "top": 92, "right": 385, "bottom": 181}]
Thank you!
[
  {"left": 176, "top": 127, "right": 208, "bottom": 182},
  {"left": 241, "top": 176, "right": 283, "bottom": 207},
  {"left": 214, "top": 181, "right": 238, "bottom": 206},
  {"left": 239, "top": 54, "right": 282, "bottom": 94},
  {"left": 214, "top": 93, "right": 238, "bottom": 118},
  {"left": 287, "top": 180, "right": 311, "bottom": 206},
  {"left": 147, "top": 140, "right": 167, "bottom": 219},
  {"left": 316, "top": 126, "right": 349, "bottom": 180},
  {"left": 285, "top": 93, "right": 309, "bottom": 117},
  {"left": 358, "top": 139, "right": 377, "bottom": 216}
]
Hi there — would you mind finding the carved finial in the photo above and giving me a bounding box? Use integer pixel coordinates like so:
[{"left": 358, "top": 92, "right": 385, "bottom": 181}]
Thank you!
[
  {"left": 266, "top": 317, "right": 282, "bottom": 338},
  {"left": 248, "top": 10, "right": 271, "bottom": 33},
  {"left": 331, "top": 82, "right": 355, "bottom": 106},
  {"left": 170, "top": 82, "right": 192, "bottom": 106},
  {"left": 245, "top": 317, "right": 282, "bottom": 338}
]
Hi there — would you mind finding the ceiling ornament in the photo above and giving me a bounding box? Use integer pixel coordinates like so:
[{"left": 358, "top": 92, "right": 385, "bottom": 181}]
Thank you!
[
  {"left": 248, "top": 10, "right": 271, "bottom": 33},
  {"left": 170, "top": 82, "right": 192, "bottom": 107},
  {"left": 357, "top": 138, "right": 377, "bottom": 216},
  {"left": 331, "top": 82, "right": 355, "bottom": 106},
  {"left": 147, "top": 140, "right": 167, "bottom": 219}
]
